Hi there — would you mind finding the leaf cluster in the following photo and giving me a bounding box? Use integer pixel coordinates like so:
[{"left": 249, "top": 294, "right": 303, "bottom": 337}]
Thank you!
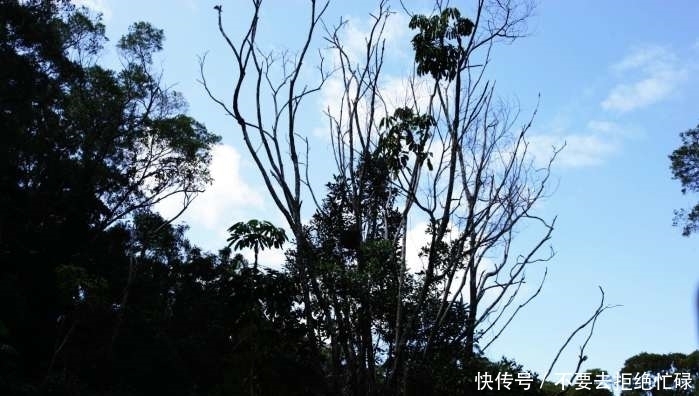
[
  {"left": 409, "top": 8, "right": 474, "bottom": 81},
  {"left": 670, "top": 125, "right": 699, "bottom": 235},
  {"left": 378, "top": 106, "right": 436, "bottom": 175}
]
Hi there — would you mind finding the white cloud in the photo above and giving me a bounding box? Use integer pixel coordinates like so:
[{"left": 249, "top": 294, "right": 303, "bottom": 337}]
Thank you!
[
  {"left": 180, "top": 0, "right": 198, "bottom": 11},
  {"left": 611, "top": 45, "right": 666, "bottom": 72},
  {"left": 315, "top": 11, "right": 417, "bottom": 144},
  {"left": 405, "top": 220, "right": 502, "bottom": 301},
  {"left": 73, "top": 0, "right": 112, "bottom": 20},
  {"left": 405, "top": 220, "right": 431, "bottom": 274},
  {"left": 251, "top": 247, "right": 287, "bottom": 271},
  {"left": 523, "top": 114, "right": 642, "bottom": 169},
  {"left": 156, "top": 143, "right": 265, "bottom": 248},
  {"left": 602, "top": 75, "right": 674, "bottom": 112},
  {"left": 406, "top": 217, "right": 541, "bottom": 349},
  {"left": 184, "top": 144, "right": 264, "bottom": 228},
  {"left": 406, "top": 220, "right": 464, "bottom": 298},
  {"left": 602, "top": 45, "right": 688, "bottom": 112},
  {"left": 587, "top": 119, "right": 639, "bottom": 139},
  {"left": 586, "top": 120, "right": 618, "bottom": 134},
  {"left": 527, "top": 133, "right": 617, "bottom": 169},
  {"left": 340, "top": 12, "right": 410, "bottom": 62},
  {"left": 405, "top": 220, "right": 464, "bottom": 274}
]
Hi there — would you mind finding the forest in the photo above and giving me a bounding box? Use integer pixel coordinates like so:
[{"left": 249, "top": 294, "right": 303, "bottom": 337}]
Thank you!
[{"left": 1, "top": 0, "right": 698, "bottom": 395}]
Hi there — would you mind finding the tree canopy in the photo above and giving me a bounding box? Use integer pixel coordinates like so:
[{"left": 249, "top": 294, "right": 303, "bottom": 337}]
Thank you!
[
  {"left": 0, "top": 1, "right": 222, "bottom": 394},
  {"left": 670, "top": 124, "right": 699, "bottom": 236},
  {"left": 619, "top": 351, "right": 699, "bottom": 396}
]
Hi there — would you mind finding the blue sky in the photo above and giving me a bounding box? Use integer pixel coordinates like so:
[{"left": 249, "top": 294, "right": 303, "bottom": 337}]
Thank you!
[{"left": 80, "top": 0, "right": 699, "bottom": 383}]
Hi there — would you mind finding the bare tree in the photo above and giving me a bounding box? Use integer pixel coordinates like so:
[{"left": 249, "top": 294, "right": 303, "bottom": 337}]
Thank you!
[
  {"left": 201, "top": 1, "right": 334, "bottom": 382},
  {"left": 205, "top": 1, "right": 609, "bottom": 394},
  {"left": 543, "top": 287, "right": 619, "bottom": 395}
]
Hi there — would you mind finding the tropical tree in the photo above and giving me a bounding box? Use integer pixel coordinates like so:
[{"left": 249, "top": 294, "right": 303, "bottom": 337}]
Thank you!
[
  {"left": 670, "top": 124, "right": 699, "bottom": 236},
  {"left": 227, "top": 219, "right": 288, "bottom": 268}
]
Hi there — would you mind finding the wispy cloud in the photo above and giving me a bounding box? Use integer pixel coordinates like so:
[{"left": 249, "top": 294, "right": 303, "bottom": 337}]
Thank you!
[
  {"left": 405, "top": 220, "right": 500, "bottom": 302},
  {"left": 341, "top": 12, "right": 410, "bottom": 61},
  {"left": 156, "top": 144, "right": 265, "bottom": 250},
  {"left": 526, "top": 119, "right": 636, "bottom": 169},
  {"left": 540, "top": 44, "right": 689, "bottom": 167},
  {"left": 527, "top": 133, "right": 617, "bottom": 168},
  {"left": 315, "top": 11, "right": 415, "bottom": 141},
  {"left": 587, "top": 119, "right": 640, "bottom": 139},
  {"left": 73, "top": 0, "right": 112, "bottom": 20},
  {"left": 601, "top": 45, "right": 688, "bottom": 112},
  {"left": 180, "top": 0, "right": 198, "bottom": 12}
]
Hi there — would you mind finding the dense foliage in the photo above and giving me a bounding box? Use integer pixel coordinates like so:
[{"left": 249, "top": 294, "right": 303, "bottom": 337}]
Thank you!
[
  {"left": 619, "top": 352, "right": 699, "bottom": 396},
  {"left": 670, "top": 125, "right": 699, "bottom": 236},
  {"left": 0, "top": 1, "right": 229, "bottom": 394}
]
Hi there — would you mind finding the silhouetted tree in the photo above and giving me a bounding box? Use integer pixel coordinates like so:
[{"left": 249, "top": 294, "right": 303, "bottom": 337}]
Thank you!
[
  {"left": 227, "top": 220, "right": 288, "bottom": 268},
  {"left": 670, "top": 124, "right": 699, "bottom": 236},
  {"left": 0, "top": 1, "right": 218, "bottom": 394},
  {"left": 206, "top": 1, "right": 611, "bottom": 395},
  {"left": 620, "top": 351, "right": 699, "bottom": 396}
]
